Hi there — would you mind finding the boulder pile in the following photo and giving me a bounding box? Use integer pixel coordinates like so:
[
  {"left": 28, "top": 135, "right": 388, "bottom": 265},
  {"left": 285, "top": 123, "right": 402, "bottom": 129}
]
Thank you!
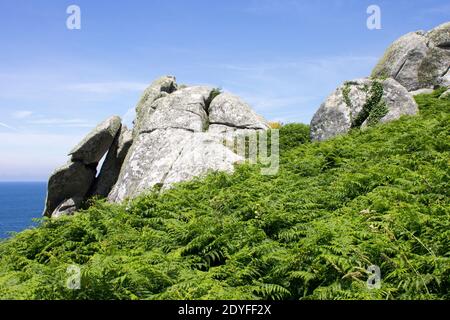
[
  {"left": 310, "top": 22, "right": 449, "bottom": 141},
  {"left": 44, "top": 76, "right": 269, "bottom": 217}
]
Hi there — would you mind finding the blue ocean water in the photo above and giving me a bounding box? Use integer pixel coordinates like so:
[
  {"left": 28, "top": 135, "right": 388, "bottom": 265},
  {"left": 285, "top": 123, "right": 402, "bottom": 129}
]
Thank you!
[{"left": 0, "top": 182, "right": 47, "bottom": 239}]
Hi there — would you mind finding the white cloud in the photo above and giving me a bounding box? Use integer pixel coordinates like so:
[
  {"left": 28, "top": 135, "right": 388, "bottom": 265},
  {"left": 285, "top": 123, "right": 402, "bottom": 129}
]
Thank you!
[
  {"left": 27, "top": 118, "right": 93, "bottom": 128},
  {"left": 207, "top": 55, "right": 378, "bottom": 123},
  {"left": 0, "top": 122, "right": 17, "bottom": 131},
  {"left": 67, "top": 81, "right": 148, "bottom": 94},
  {"left": 12, "top": 110, "right": 33, "bottom": 119}
]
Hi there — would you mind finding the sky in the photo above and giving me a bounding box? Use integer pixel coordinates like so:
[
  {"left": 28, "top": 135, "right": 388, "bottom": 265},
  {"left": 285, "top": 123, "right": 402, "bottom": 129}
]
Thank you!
[{"left": 0, "top": 0, "right": 448, "bottom": 181}]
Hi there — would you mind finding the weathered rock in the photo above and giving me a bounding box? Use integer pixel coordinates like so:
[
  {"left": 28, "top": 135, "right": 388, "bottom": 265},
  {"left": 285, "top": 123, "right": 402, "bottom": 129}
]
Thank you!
[
  {"left": 427, "top": 22, "right": 450, "bottom": 48},
  {"left": 51, "top": 197, "right": 83, "bottom": 218},
  {"left": 372, "top": 32, "right": 428, "bottom": 91},
  {"left": 209, "top": 92, "right": 270, "bottom": 130},
  {"left": 108, "top": 128, "right": 193, "bottom": 202},
  {"left": 90, "top": 126, "right": 133, "bottom": 197},
  {"left": 418, "top": 46, "right": 450, "bottom": 89},
  {"left": 372, "top": 22, "right": 450, "bottom": 91},
  {"left": 43, "top": 161, "right": 96, "bottom": 217},
  {"left": 138, "top": 86, "right": 213, "bottom": 133},
  {"left": 108, "top": 80, "right": 269, "bottom": 202},
  {"left": 134, "top": 76, "right": 178, "bottom": 135},
  {"left": 310, "top": 78, "right": 418, "bottom": 141},
  {"left": 69, "top": 116, "right": 122, "bottom": 165},
  {"left": 161, "top": 132, "right": 243, "bottom": 189},
  {"left": 42, "top": 74, "right": 269, "bottom": 207},
  {"left": 108, "top": 128, "right": 244, "bottom": 202}
]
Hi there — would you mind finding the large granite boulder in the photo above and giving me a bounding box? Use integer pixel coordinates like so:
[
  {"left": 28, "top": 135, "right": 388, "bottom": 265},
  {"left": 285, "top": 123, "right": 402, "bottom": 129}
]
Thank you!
[
  {"left": 90, "top": 126, "right": 133, "bottom": 197},
  {"left": 43, "top": 161, "right": 96, "bottom": 217},
  {"left": 69, "top": 116, "right": 122, "bottom": 165},
  {"left": 44, "top": 116, "right": 127, "bottom": 217},
  {"left": 108, "top": 128, "right": 243, "bottom": 202},
  {"left": 161, "top": 132, "right": 243, "bottom": 189},
  {"left": 108, "top": 80, "right": 269, "bottom": 202},
  {"left": 137, "top": 86, "right": 212, "bottom": 133},
  {"left": 372, "top": 22, "right": 450, "bottom": 91},
  {"left": 310, "top": 78, "right": 418, "bottom": 141},
  {"left": 133, "top": 76, "right": 178, "bottom": 135},
  {"left": 209, "top": 92, "right": 270, "bottom": 130}
]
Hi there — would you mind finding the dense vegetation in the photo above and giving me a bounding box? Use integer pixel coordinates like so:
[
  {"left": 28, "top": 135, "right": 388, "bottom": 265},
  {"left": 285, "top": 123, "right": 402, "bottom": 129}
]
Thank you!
[{"left": 0, "top": 90, "right": 448, "bottom": 300}]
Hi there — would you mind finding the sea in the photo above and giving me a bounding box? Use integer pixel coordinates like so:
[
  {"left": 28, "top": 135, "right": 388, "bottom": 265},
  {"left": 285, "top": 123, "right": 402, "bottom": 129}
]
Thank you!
[{"left": 0, "top": 182, "right": 47, "bottom": 239}]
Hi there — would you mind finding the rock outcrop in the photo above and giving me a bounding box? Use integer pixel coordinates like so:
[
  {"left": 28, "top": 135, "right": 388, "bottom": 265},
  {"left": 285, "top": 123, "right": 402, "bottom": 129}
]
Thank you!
[
  {"left": 209, "top": 93, "right": 269, "bottom": 130},
  {"left": 310, "top": 22, "right": 450, "bottom": 142},
  {"left": 108, "top": 79, "right": 269, "bottom": 202},
  {"left": 47, "top": 23, "right": 448, "bottom": 215},
  {"left": 44, "top": 116, "right": 125, "bottom": 217},
  {"left": 69, "top": 116, "right": 122, "bottom": 165},
  {"left": 371, "top": 22, "right": 450, "bottom": 91},
  {"left": 133, "top": 76, "right": 178, "bottom": 136},
  {"left": 44, "top": 76, "right": 269, "bottom": 215},
  {"left": 310, "top": 78, "right": 418, "bottom": 141},
  {"left": 43, "top": 161, "right": 96, "bottom": 217}
]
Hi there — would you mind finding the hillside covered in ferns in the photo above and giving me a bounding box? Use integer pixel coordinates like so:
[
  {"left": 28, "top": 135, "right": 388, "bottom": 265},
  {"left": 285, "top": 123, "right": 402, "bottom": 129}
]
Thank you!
[{"left": 0, "top": 89, "right": 449, "bottom": 300}]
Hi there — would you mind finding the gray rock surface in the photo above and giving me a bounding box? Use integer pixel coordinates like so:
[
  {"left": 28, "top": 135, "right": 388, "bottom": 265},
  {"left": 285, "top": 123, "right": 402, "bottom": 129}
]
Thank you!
[
  {"left": 427, "top": 22, "right": 450, "bottom": 48},
  {"left": 138, "top": 86, "right": 212, "bottom": 133},
  {"left": 134, "top": 76, "right": 178, "bottom": 135},
  {"left": 51, "top": 197, "right": 83, "bottom": 218},
  {"left": 161, "top": 132, "right": 243, "bottom": 189},
  {"left": 108, "top": 81, "right": 269, "bottom": 202},
  {"left": 90, "top": 126, "right": 133, "bottom": 197},
  {"left": 209, "top": 92, "right": 270, "bottom": 130},
  {"left": 372, "top": 22, "right": 450, "bottom": 91},
  {"left": 44, "top": 75, "right": 269, "bottom": 209},
  {"left": 43, "top": 161, "right": 96, "bottom": 217},
  {"left": 108, "top": 128, "right": 243, "bottom": 202},
  {"left": 310, "top": 78, "right": 418, "bottom": 141},
  {"left": 69, "top": 116, "right": 122, "bottom": 165}
]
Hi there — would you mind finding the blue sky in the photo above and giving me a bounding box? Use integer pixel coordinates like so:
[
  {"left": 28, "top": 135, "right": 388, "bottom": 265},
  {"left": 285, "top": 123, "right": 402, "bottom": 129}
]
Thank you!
[{"left": 0, "top": 0, "right": 448, "bottom": 181}]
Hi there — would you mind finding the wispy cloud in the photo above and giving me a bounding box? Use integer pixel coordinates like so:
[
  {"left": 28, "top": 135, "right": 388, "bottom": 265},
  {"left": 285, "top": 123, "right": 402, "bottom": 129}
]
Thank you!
[
  {"left": 206, "top": 55, "right": 378, "bottom": 122},
  {"left": 67, "top": 81, "right": 148, "bottom": 94},
  {"left": 11, "top": 110, "right": 33, "bottom": 119},
  {"left": 0, "top": 122, "right": 17, "bottom": 131},
  {"left": 27, "top": 118, "right": 93, "bottom": 128}
]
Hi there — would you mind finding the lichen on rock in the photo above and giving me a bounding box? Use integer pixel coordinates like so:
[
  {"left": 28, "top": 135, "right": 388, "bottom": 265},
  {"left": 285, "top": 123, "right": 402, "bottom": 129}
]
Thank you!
[
  {"left": 372, "top": 22, "right": 450, "bottom": 91},
  {"left": 310, "top": 78, "right": 418, "bottom": 141}
]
